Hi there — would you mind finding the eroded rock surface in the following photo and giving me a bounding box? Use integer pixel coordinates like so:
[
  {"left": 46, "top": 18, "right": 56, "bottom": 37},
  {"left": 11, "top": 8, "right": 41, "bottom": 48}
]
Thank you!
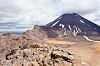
[{"left": 0, "top": 46, "right": 75, "bottom": 66}]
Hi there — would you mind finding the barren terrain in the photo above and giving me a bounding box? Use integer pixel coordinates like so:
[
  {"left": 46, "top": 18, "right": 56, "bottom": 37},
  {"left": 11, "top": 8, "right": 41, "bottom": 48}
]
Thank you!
[{"left": 0, "top": 26, "right": 100, "bottom": 66}]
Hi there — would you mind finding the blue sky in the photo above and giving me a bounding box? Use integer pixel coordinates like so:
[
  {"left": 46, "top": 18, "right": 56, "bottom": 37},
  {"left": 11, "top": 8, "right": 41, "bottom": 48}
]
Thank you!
[{"left": 0, "top": 0, "right": 100, "bottom": 32}]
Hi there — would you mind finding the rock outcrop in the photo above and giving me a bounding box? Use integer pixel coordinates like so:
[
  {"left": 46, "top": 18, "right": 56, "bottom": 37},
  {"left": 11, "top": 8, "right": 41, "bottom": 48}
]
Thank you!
[{"left": 0, "top": 46, "right": 75, "bottom": 66}]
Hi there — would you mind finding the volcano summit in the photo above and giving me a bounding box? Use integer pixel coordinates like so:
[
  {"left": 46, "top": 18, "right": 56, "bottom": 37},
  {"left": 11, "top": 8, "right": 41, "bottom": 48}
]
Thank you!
[
  {"left": 0, "top": 13, "right": 100, "bottom": 66},
  {"left": 46, "top": 13, "right": 100, "bottom": 36}
]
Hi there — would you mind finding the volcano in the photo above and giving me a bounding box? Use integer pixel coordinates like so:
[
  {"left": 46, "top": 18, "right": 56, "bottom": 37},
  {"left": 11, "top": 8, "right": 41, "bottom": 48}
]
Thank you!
[{"left": 46, "top": 13, "right": 100, "bottom": 36}]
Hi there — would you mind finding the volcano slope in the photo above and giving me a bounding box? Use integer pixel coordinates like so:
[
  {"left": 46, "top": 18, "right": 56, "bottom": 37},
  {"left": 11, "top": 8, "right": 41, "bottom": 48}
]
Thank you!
[{"left": 0, "top": 13, "right": 100, "bottom": 66}]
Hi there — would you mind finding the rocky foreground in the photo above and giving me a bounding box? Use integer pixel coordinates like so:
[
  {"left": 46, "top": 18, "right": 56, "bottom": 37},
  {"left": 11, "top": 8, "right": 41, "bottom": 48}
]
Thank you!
[
  {"left": 0, "top": 46, "right": 76, "bottom": 66},
  {"left": 0, "top": 25, "right": 100, "bottom": 66}
]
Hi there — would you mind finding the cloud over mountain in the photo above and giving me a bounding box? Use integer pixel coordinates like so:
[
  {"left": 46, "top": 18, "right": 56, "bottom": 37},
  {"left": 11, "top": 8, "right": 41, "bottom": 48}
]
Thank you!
[{"left": 0, "top": 0, "right": 100, "bottom": 32}]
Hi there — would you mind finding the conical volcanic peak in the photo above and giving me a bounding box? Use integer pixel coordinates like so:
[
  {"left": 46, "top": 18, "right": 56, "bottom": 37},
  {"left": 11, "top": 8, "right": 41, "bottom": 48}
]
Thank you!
[{"left": 46, "top": 13, "right": 100, "bottom": 36}]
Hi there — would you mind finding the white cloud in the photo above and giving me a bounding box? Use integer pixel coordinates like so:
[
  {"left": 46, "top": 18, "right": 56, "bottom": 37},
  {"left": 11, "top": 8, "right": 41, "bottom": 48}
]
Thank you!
[
  {"left": 0, "top": 0, "right": 100, "bottom": 32},
  {"left": 57, "top": 0, "right": 99, "bottom": 14}
]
